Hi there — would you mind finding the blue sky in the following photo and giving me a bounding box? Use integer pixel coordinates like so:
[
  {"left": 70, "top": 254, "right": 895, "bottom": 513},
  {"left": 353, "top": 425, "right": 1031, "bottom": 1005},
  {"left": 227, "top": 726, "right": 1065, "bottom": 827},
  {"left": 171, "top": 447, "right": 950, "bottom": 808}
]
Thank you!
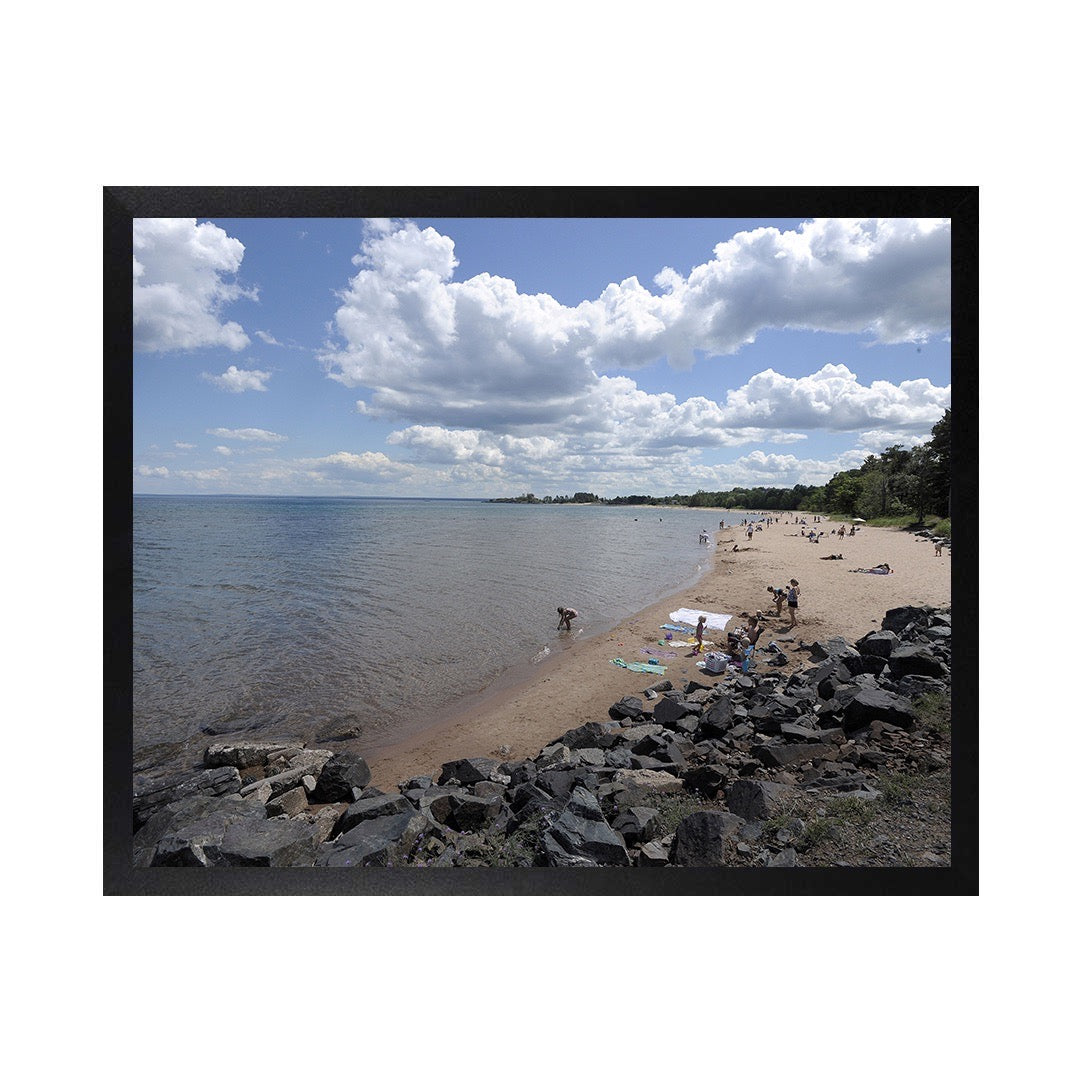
[{"left": 133, "top": 216, "right": 951, "bottom": 498}]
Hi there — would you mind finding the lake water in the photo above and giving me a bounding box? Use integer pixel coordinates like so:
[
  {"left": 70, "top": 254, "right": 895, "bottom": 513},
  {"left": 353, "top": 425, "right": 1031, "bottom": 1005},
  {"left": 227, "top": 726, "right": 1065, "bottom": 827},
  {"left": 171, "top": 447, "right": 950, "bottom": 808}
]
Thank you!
[{"left": 133, "top": 496, "right": 772, "bottom": 774}]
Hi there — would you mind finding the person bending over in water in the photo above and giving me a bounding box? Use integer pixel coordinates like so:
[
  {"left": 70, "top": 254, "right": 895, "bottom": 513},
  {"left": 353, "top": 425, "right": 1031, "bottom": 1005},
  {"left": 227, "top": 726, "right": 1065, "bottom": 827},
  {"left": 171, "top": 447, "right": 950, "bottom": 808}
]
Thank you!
[{"left": 556, "top": 606, "right": 579, "bottom": 631}]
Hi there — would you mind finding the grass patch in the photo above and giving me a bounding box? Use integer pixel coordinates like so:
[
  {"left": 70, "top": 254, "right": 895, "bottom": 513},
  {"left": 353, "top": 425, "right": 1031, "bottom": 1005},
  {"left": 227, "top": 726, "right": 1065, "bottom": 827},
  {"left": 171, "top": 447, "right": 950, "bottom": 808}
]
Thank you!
[
  {"left": 643, "top": 791, "right": 711, "bottom": 835},
  {"left": 875, "top": 771, "right": 925, "bottom": 806},
  {"left": 914, "top": 690, "right": 952, "bottom": 736},
  {"left": 798, "top": 796, "right": 878, "bottom": 851}
]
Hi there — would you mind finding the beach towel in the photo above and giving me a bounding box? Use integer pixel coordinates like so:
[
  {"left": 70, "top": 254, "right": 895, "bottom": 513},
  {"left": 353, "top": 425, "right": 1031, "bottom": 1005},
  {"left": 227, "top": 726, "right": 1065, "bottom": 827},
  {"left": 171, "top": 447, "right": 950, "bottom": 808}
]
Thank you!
[
  {"left": 669, "top": 608, "right": 733, "bottom": 632},
  {"left": 661, "top": 623, "right": 693, "bottom": 633},
  {"left": 611, "top": 658, "right": 668, "bottom": 674}
]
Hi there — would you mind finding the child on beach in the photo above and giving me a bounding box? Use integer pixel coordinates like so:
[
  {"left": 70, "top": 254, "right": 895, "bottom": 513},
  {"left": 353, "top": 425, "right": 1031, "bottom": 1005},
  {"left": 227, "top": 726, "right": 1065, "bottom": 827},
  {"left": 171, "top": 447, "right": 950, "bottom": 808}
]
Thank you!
[
  {"left": 690, "top": 615, "right": 707, "bottom": 655},
  {"left": 786, "top": 580, "right": 800, "bottom": 628},
  {"left": 556, "top": 606, "right": 579, "bottom": 631},
  {"left": 767, "top": 586, "right": 785, "bottom": 617}
]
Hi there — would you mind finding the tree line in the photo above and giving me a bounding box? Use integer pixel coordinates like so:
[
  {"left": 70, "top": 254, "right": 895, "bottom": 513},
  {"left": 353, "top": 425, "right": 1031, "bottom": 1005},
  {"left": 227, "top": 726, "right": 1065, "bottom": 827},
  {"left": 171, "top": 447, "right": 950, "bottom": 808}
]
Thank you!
[{"left": 491, "top": 409, "right": 951, "bottom": 521}]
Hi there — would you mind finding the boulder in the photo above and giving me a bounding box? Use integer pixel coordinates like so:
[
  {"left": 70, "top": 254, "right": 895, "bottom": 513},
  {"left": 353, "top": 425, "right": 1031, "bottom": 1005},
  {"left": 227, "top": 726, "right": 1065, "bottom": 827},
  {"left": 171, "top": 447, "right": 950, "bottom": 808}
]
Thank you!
[
  {"left": 240, "top": 765, "right": 313, "bottom": 801},
  {"left": 612, "top": 806, "right": 661, "bottom": 846},
  {"left": 266, "top": 786, "right": 310, "bottom": 818},
  {"left": 699, "top": 695, "right": 737, "bottom": 737},
  {"left": 753, "top": 741, "right": 830, "bottom": 768},
  {"left": 653, "top": 695, "right": 693, "bottom": 727},
  {"left": 637, "top": 838, "right": 672, "bottom": 866},
  {"left": 882, "top": 606, "right": 936, "bottom": 633},
  {"left": 149, "top": 803, "right": 321, "bottom": 867},
  {"left": 315, "top": 811, "right": 427, "bottom": 867},
  {"left": 133, "top": 794, "right": 263, "bottom": 868},
  {"left": 331, "top": 793, "right": 416, "bottom": 838},
  {"left": 535, "top": 744, "right": 572, "bottom": 770},
  {"left": 310, "top": 753, "right": 372, "bottom": 803},
  {"left": 885, "top": 645, "right": 949, "bottom": 680},
  {"left": 856, "top": 631, "right": 900, "bottom": 658},
  {"left": 682, "top": 765, "right": 729, "bottom": 799},
  {"left": 609, "top": 696, "right": 645, "bottom": 720},
  {"left": 133, "top": 766, "right": 243, "bottom": 829},
  {"left": 199, "top": 817, "right": 324, "bottom": 867},
  {"left": 670, "top": 811, "right": 743, "bottom": 866},
  {"left": 203, "top": 742, "right": 306, "bottom": 769},
  {"left": 437, "top": 757, "right": 500, "bottom": 786},
  {"left": 842, "top": 687, "right": 919, "bottom": 732},
  {"left": 611, "top": 768, "right": 683, "bottom": 806},
  {"left": 556, "top": 722, "right": 620, "bottom": 750},
  {"left": 539, "top": 788, "right": 630, "bottom": 866},
  {"left": 725, "top": 779, "right": 797, "bottom": 821}
]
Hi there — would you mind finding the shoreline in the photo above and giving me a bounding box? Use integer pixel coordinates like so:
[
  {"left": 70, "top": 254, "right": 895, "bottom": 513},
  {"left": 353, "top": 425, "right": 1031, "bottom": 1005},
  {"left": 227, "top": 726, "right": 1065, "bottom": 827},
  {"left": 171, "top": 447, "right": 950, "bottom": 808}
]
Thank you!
[{"left": 363, "top": 516, "right": 951, "bottom": 789}]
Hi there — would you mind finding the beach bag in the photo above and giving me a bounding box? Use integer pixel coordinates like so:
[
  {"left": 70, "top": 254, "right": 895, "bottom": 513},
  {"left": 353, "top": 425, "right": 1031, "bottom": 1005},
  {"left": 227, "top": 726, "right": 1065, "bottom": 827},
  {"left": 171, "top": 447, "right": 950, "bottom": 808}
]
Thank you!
[{"left": 704, "top": 652, "right": 728, "bottom": 674}]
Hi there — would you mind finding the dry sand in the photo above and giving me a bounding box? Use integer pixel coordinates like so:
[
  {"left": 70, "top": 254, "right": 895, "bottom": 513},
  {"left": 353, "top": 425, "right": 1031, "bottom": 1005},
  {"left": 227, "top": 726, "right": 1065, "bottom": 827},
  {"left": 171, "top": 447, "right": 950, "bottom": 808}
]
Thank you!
[{"left": 363, "top": 515, "right": 951, "bottom": 789}]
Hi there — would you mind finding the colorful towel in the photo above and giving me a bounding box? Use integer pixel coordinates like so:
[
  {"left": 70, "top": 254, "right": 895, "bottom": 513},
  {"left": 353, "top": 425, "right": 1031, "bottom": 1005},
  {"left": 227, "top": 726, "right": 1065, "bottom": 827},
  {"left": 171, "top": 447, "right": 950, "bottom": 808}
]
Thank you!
[
  {"left": 611, "top": 658, "right": 668, "bottom": 674},
  {"left": 661, "top": 623, "right": 693, "bottom": 633},
  {"left": 669, "top": 608, "right": 733, "bottom": 631}
]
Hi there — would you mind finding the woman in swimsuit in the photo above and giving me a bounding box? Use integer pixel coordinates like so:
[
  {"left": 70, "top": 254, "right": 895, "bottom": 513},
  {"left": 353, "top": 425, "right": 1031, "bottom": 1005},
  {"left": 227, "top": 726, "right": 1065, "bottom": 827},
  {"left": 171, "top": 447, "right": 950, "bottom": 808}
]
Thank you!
[{"left": 786, "top": 579, "right": 800, "bottom": 628}]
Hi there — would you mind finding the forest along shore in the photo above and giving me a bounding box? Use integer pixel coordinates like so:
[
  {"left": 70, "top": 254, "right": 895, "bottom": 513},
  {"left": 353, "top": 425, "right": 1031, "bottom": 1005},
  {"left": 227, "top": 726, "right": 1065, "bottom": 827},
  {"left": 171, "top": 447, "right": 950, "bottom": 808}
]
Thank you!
[{"left": 361, "top": 516, "right": 951, "bottom": 789}]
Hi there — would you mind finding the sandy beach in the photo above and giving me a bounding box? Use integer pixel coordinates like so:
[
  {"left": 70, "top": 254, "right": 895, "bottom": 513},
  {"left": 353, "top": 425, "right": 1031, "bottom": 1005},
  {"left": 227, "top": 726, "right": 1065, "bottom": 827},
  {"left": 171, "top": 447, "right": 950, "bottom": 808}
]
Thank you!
[{"left": 364, "top": 515, "right": 951, "bottom": 789}]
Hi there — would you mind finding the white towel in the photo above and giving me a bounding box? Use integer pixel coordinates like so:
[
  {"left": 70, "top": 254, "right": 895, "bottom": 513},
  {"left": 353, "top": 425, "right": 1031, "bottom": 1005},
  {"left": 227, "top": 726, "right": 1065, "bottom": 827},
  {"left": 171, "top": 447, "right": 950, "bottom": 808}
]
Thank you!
[{"left": 669, "top": 608, "right": 733, "bottom": 631}]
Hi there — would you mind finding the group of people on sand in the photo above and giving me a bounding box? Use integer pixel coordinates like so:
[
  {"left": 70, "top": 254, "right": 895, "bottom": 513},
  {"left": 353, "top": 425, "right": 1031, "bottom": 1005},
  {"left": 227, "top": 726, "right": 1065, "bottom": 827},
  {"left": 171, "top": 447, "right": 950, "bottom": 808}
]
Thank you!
[{"left": 766, "top": 579, "right": 801, "bottom": 629}]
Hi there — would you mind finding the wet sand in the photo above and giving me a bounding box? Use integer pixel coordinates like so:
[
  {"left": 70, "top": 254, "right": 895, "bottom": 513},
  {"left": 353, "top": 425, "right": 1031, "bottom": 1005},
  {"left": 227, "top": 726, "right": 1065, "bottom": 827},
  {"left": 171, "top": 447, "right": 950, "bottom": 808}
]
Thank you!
[{"left": 363, "top": 516, "right": 951, "bottom": 789}]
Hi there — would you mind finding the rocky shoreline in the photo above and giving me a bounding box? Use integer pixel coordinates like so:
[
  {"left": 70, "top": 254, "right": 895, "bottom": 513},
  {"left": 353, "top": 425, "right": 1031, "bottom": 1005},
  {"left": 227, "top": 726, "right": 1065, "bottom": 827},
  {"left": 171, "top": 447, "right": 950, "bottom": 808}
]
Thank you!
[{"left": 133, "top": 604, "right": 952, "bottom": 869}]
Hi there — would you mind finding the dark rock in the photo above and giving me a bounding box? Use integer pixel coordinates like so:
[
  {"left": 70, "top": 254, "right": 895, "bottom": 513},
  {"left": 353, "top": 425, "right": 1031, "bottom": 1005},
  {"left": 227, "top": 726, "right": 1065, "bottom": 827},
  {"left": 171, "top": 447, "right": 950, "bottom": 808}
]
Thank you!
[
  {"left": 133, "top": 794, "right": 265, "bottom": 868},
  {"left": 540, "top": 788, "right": 630, "bottom": 866},
  {"left": 133, "top": 766, "right": 243, "bottom": 829},
  {"left": 842, "top": 687, "right": 919, "bottom": 732},
  {"left": 266, "top": 786, "right": 310, "bottom": 818},
  {"left": 508, "top": 760, "right": 538, "bottom": 788},
  {"left": 574, "top": 747, "right": 607, "bottom": 768},
  {"left": 885, "top": 645, "right": 949, "bottom": 680},
  {"left": 203, "top": 742, "right": 306, "bottom": 769},
  {"left": 557, "top": 722, "right": 620, "bottom": 750},
  {"left": 682, "top": 765, "right": 729, "bottom": 799},
  {"left": 437, "top": 757, "right": 499, "bottom": 786},
  {"left": 725, "top": 779, "right": 797, "bottom": 821},
  {"left": 604, "top": 746, "right": 633, "bottom": 770},
  {"left": 856, "top": 630, "right": 900, "bottom": 658},
  {"left": 331, "top": 793, "right": 416, "bottom": 838},
  {"left": 670, "top": 811, "right": 743, "bottom": 866},
  {"left": 609, "top": 696, "right": 645, "bottom": 720},
  {"left": 637, "top": 838, "right": 672, "bottom": 866},
  {"left": 315, "top": 811, "right": 426, "bottom": 867},
  {"left": 881, "top": 605, "right": 936, "bottom": 633},
  {"left": 612, "top": 806, "right": 661, "bottom": 846},
  {"left": 537, "top": 767, "right": 596, "bottom": 801},
  {"left": 310, "top": 753, "right": 372, "bottom": 803},
  {"left": 699, "top": 695, "right": 737, "bottom": 737},
  {"left": 753, "top": 741, "right": 831, "bottom": 768},
  {"left": 653, "top": 695, "right": 693, "bottom": 727}
]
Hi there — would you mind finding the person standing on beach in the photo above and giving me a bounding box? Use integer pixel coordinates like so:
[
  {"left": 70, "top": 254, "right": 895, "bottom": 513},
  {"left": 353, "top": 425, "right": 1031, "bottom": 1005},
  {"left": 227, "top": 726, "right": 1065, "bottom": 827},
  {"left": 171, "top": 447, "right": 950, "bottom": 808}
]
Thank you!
[
  {"left": 768, "top": 586, "right": 785, "bottom": 618},
  {"left": 786, "top": 579, "right": 800, "bottom": 629},
  {"left": 556, "top": 606, "right": 578, "bottom": 631},
  {"left": 690, "top": 614, "right": 707, "bottom": 655}
]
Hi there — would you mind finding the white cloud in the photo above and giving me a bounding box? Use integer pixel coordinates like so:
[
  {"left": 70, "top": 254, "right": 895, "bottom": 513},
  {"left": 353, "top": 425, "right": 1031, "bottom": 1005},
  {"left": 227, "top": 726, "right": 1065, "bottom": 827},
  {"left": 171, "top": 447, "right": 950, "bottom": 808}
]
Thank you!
[
  {"left": 133, "top": 218, "right": 256, "bottom": 353},
  {"left": 174, "top": 442, "right": 195, "bottom": 450},
  {"left": 214, "top": 446, "right": 232, "bottom": 456},
  {"left": 318, "top": 217, "right": 950, "bottom": 432},
  {"left": 207, "top": 427, "right": 286, "bottom": 442},
  {"left": 136, "top": 465, "right": 169, "bottom": 477},
  {"left": 255, "top": 330, "right": 282, "bottom": 346},
  {"left": 202, "top": 365, "right": 272, "bottom": 393}
]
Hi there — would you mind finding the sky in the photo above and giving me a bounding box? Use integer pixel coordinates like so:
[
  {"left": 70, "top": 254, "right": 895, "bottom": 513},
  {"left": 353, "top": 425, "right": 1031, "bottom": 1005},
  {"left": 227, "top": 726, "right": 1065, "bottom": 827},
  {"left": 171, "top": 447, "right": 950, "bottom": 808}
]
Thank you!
[{"left": 132, "top": 216, "right": 952, "bottom": 499}]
